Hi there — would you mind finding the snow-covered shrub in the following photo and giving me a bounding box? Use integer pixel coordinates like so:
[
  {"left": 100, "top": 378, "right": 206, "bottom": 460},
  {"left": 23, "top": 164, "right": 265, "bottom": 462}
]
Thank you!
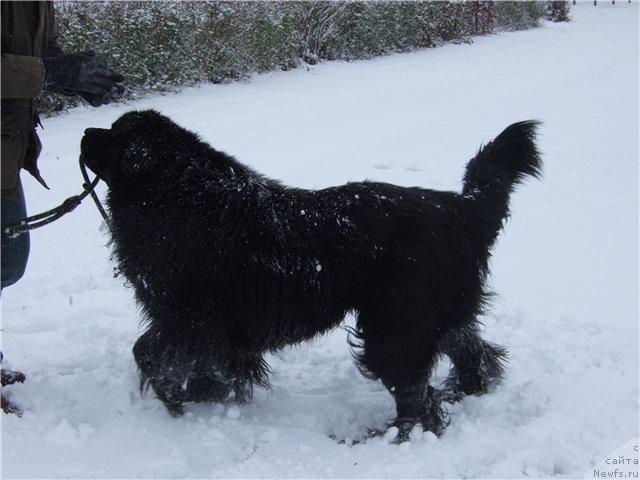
[
  {"left": 39, "top": 1, "right": 557, "bottom": 115},
  {"left": 494, "top": 1, "right": 545, "bottom": 30},
  {"left": 545, "top": 1, "right": 571, "bottom": 22}
]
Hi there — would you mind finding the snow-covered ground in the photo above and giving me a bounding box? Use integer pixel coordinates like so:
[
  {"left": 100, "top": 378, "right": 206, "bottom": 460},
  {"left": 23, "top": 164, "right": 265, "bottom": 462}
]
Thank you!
[{"left": 2, "top": 3, "right": 638, "bottom": 478}]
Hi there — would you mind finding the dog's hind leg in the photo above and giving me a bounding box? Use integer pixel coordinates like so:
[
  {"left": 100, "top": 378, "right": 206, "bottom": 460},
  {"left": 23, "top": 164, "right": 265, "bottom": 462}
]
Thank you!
[
  {"left": 355, "top": 308, "right": 448, "bottom": 442},
  {"left": 439, "top": 321, "right": 508, "bottom": 403}
]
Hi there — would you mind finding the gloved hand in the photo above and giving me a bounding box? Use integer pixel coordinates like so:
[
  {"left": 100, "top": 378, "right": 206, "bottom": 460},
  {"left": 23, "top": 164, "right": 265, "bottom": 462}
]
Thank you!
[{"left": 42, "top": 51, "right": 125, "bottom": 107}]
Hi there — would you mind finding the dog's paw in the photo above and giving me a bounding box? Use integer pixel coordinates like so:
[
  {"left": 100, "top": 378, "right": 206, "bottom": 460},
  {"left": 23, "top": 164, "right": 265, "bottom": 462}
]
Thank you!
[
  {"left": 441, "top": 376, "right": 482, "bottom": 402},
  {"left": 441, "top": 370, "right": 501, "bottom": 403},
  {"left": 367, "top": 421, "right": 422, "bottom": 444},
  {"left": 336, "top": 415, "right": 445, "bottom": 445},
  {"left": 164, "top": 401, "right": 184, "bottom": 417},
  {"left": 184, "top": 377, "right": 232, "bottom": 403},
  {"left": 232, "top": 379, "right": 254, "bottom": 404},
  {"left": 389, "top": 421, "right": 416, "bottom": 444},
  {"left": 387, "top": 412, "right": 447, "bottom": 443},
  {"left": 419, "top": 406, "right": 449, "bottom": 437}
]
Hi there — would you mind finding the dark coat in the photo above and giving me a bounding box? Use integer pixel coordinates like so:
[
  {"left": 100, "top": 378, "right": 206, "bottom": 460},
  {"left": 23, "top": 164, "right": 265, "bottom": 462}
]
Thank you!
[{"left": 1, "top": 0, "right": 63, "bottom": 197}]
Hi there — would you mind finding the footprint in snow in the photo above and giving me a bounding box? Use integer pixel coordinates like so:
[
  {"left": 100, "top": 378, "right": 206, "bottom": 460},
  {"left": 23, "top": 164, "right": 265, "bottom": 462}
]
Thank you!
[{"left": 373, "top": 163, "right": 393, "bottom": 170}]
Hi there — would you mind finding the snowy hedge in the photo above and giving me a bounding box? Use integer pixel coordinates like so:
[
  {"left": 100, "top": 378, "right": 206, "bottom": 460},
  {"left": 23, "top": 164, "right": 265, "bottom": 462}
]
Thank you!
[{"left": 41, "top": 1, "right": 567, "bottom": 115}]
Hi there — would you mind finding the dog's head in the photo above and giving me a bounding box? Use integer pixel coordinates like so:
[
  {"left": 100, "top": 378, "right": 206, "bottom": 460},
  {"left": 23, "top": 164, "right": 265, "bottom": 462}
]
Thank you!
[{"left": 80, "top": 110, "right": 193, "bottom": 188}]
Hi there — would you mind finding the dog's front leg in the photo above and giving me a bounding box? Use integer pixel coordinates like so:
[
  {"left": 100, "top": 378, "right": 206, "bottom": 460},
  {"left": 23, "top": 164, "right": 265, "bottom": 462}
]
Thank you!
[
  {"left": 133, "top": 330, "right": 188, "bottom": 416},
  {"left": 146, "top": 375, "right": 186, "bottom": 417}
]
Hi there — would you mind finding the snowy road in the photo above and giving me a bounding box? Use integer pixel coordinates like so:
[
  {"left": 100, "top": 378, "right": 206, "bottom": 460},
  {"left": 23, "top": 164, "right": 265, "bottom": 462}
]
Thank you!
[{"left": 2, "top": 3, "right": 638, "bottom": 478}]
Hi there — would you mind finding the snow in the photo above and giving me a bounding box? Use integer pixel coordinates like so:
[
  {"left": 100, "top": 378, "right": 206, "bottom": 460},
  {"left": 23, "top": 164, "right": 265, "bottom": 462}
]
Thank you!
[{"left": 2, "top": 3, "right": 638, "bottom": 478}]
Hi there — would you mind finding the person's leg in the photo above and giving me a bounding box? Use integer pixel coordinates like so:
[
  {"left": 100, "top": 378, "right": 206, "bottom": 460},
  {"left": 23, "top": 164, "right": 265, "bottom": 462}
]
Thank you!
[
  {"left": 1, "top": 178, "right": 30, "bottom": 415},
  {"left": 1, "top": 178, "right": 30, "bottom": 292}
]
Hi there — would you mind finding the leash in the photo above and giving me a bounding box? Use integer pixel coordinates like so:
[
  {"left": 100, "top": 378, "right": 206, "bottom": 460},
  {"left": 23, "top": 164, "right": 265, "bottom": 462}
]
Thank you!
[{"left": 2, "top": 158, "right": 110, "bottom": 238}]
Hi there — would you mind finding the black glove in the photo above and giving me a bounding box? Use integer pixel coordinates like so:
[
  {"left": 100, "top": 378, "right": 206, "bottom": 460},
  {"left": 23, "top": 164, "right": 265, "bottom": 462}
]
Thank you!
[{"left": 42, "top": 51, "right": 125, "bottom": 107}]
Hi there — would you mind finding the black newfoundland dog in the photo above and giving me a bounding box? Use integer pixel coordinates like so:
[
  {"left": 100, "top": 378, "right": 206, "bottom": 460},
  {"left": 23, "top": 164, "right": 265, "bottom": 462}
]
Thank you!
[{"left": 81, "top": 111, "right": 541, "bottom": 442}]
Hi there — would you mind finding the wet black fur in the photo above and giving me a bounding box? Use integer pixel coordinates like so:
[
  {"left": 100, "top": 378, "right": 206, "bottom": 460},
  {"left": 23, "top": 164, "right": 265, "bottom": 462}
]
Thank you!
[{"left": 81, "top": 111, "right": 541, "bottom": 439}]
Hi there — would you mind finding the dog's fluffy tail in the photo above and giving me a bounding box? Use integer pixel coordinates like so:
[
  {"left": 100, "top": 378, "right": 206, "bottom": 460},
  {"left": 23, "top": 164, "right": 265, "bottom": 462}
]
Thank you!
[{"left": 462, "top": 121, "right": 542, "bottom": 243}]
